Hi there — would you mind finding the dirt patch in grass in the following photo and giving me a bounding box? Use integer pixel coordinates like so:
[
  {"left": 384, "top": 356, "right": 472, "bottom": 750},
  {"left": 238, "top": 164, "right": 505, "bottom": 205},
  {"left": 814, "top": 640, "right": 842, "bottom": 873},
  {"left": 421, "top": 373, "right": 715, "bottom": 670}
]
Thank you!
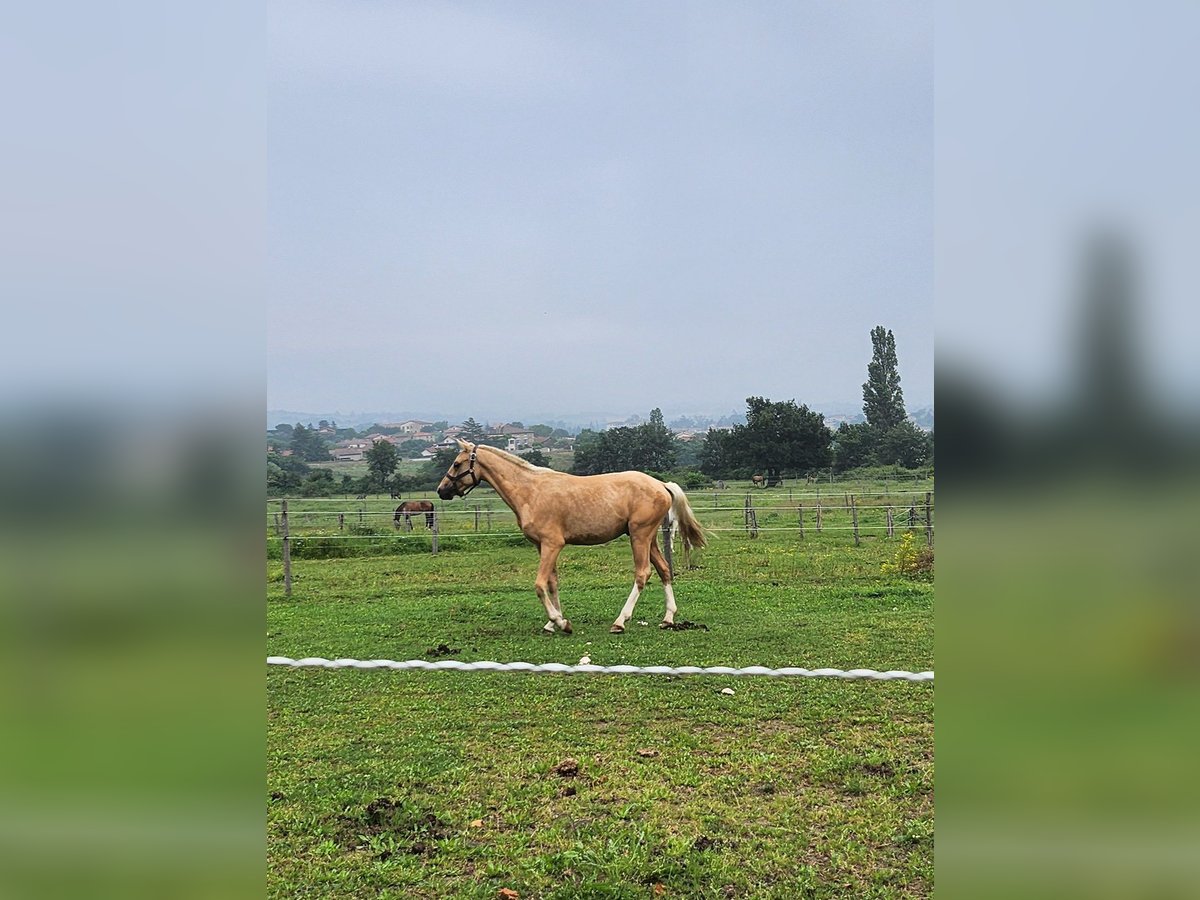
[
  {"left": 425, "top": 643, "right": 461, "bottom": 657},
  {"left": 337, "top": 797, "right": 449, "bottom": 858},
  {"left": 660, "top": 620, "right": 709, "bottom": 631}
]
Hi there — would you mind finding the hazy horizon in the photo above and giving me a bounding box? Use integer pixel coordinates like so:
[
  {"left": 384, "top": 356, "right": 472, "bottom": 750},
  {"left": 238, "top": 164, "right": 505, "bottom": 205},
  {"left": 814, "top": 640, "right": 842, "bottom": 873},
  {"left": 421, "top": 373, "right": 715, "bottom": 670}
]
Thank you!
[{"left": 269, "top": 3, "right": 932, "bottom": 417}]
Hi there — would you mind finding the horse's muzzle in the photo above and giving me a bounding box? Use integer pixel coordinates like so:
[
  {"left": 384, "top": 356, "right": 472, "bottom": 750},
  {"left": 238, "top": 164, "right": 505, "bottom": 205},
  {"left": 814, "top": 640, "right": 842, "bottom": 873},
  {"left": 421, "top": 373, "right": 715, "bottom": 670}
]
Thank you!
[{"left": 436, "top": 484, "right": 455, "bottom": 500}]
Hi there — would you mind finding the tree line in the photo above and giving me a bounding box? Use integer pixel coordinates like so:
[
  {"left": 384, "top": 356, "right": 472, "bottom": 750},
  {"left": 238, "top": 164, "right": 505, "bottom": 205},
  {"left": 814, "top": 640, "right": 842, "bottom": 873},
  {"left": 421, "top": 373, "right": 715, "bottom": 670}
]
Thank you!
[{"left": 267, "top": 325, "right": 931, "bottom": 496}]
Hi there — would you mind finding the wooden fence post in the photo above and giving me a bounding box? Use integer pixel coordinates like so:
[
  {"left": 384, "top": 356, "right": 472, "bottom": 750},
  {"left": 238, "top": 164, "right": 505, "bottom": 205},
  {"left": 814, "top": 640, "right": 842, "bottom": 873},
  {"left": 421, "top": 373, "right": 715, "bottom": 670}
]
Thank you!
[
  {"left": 338, "top": 512, "right": 344, "bottom": 531},
  {"left": 816, "top": 490, "right": 823, "bottom": 533},
  {"left": 281, "top": 499, "right": 292, "bottom": 597},
  {"left": 744, "top": 495, "right": 751, "bottom": 531},
  {"left": 273, "top": 513, "right": 280, "bottom": 536},
  {"left": 886, "top": 506, "right": 894, "bottom": 538},
  {"left": 661, "top": 517, "right": 674, "bottom": 575},
  {"left": 850, "top": 494, "right": 860, "bottom": 547},
  {"left": 744, "top": 495, "right": 759, "bottom": 539},
  {"left": 431, "top": 511, "right": 439, "bottom": 555},
  {"left": 908, "top": 503, "right": 917, "bottom": 528},
  {"left": 798, "top": 501, "right": 804, "bottom": 538},
  {"left": 924, "top": 492, "right": 933, "bottom": 547}
]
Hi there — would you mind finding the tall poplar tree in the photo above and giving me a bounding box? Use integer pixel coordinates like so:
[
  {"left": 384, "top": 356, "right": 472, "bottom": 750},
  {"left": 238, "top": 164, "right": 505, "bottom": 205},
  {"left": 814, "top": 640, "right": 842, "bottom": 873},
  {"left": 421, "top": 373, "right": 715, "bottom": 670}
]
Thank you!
[{"left": 862, "top": 326, "right": 906, "bottom": 428}]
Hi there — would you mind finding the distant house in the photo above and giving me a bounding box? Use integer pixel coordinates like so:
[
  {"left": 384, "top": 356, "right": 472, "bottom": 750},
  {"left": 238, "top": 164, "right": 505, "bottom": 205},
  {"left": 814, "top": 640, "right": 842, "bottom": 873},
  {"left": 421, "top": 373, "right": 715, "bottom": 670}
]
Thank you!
[
  {"left": 362, "top": 433, "right": 407, "bottom": 447},
  {"left": 380, "top": 420, "right": 431, "bottom": 435},
  {"left": 332, "top": 438, "right": 372, "bottom": 461}
]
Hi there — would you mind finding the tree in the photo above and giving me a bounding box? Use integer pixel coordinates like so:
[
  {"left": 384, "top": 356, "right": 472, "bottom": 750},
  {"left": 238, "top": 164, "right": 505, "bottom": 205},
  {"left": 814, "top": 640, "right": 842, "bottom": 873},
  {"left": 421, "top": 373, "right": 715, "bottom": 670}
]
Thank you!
[
  {"left": 862, "top": 326, "right": 906, "bottom": 428},
  {"left": 299, "top": 467, "right": 337, "bottom": 497},
  {"left": 519, "top": 449, "right": 550, "bottom": 467},
  {"left": 365, "top": 439, "right": 399, "bottom": 491},
  {"left": 698, "top": 429, "right": 738, "bottom": 477},
  {"left": 640, "top": 408, "right": 676, "bottom": 472},
  {"left": 267, "top": 453, "right": 311, "bottom": 495},
  {"left": 289, "top": 423, "right": 331, "bottom": 462},
  {"left": 832, "top": 422, "right": 876, "bottom": 473},
  {"left": 725, "top": 397, "right": 832, "bottom": 482},
  {"left": 874, "top": 420, "right": 933, "bottom": 469},
  {"left": 459, "top": 418, "right": 486, "bottom": 442},
  {"left": 569, "top": 411, "right": 677, "bottom": 475},
  {"left": 421, "top": 445, "right": 460, "bottom": 484}
]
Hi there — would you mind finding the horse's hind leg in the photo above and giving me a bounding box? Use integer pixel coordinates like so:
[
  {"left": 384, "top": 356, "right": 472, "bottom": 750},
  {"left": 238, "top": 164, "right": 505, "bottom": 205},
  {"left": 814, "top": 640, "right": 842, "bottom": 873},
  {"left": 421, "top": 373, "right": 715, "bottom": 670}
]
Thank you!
[
  {"left": 611, "top": 530, "right": 653, "bottom": 634},
  {"left": 649, "top": 540, "right": 677, "bottom": 626}
]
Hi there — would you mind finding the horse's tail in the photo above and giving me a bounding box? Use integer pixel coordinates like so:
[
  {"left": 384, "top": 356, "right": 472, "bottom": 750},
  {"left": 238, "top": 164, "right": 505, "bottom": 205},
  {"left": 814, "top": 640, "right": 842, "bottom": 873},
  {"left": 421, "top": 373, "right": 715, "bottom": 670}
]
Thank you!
[{"left": 664, "top": 482, "right": 708, "bottom": 550}]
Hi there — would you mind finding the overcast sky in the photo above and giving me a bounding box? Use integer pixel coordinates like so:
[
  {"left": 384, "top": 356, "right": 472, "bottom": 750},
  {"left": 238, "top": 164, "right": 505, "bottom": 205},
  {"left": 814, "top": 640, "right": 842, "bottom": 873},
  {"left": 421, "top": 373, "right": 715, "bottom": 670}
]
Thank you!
[{"left": 268, "top": 1, "right": 932, "bottom": 421}]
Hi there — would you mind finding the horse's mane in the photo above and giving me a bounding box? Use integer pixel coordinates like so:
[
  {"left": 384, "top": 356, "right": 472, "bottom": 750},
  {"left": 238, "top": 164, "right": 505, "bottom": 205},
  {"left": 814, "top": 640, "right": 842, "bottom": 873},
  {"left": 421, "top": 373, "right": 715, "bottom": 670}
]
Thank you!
[{"left": 477, "top": 444, "right": 552, "bottom": 472}]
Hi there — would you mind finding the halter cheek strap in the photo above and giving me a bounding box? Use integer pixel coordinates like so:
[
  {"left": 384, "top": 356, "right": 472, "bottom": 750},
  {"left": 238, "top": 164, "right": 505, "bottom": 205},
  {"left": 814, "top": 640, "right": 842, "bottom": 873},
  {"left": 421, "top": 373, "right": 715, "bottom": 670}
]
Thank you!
[{"left": 447, "top": 448, "right": 481, "bottom": 497}]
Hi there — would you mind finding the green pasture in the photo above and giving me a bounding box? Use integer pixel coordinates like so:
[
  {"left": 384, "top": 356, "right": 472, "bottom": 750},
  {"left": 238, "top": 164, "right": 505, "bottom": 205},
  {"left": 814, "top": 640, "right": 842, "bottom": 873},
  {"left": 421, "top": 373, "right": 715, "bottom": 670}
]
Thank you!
[{"left": 268, "top": 508, "right": 934, "bottom": 898}]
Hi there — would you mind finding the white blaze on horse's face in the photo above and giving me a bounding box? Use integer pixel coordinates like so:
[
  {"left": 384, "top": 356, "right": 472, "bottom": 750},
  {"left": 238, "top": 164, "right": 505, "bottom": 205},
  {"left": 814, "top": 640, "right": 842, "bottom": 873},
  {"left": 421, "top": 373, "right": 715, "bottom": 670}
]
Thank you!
[{"left": 436, "top": 441, "right": 476, "bottom": 500}]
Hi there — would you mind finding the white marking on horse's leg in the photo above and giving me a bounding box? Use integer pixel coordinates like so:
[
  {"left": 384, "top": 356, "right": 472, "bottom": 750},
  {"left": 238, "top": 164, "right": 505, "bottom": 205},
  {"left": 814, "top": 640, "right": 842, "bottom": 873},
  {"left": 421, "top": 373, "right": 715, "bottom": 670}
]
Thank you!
[
  {"left": 612, "top": 582, "right": 642, "bottom": 631},
  {"left": 662, "top": 583, "right": 677, "bottom": 625},
  {"left": 543, "top": 621, "right": 556, "bottom": 634}
]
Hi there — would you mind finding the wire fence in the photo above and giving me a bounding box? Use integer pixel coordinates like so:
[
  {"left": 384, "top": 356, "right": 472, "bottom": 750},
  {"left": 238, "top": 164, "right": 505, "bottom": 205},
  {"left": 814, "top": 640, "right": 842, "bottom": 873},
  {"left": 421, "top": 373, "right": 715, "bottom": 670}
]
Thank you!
[{"left": 267, "top": 490, "right": 934, "bottom": 550}]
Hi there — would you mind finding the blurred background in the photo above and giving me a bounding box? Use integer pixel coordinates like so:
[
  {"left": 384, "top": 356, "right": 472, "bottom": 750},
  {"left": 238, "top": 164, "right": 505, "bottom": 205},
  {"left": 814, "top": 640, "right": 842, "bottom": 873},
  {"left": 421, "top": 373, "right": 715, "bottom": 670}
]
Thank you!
[
  {"left": 0, "top": 2, "right": 263, "bottom": 898},
  {"left": 937, "top": 2, "right": 1200, "bottom": 897}
]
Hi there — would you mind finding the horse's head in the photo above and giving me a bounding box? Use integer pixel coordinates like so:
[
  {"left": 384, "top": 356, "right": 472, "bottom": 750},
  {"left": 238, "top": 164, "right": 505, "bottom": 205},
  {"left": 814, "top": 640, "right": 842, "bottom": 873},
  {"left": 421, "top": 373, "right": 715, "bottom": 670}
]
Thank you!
[{"left": 436, "top": 439, "right": 481, "bottom": 499}]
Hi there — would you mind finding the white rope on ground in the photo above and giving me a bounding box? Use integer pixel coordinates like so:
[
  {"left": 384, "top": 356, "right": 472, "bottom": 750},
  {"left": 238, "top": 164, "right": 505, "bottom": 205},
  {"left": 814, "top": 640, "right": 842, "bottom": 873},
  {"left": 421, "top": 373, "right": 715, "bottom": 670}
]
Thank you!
[{"left": 267, "top": 656, "right": 933, "bottom": 682}]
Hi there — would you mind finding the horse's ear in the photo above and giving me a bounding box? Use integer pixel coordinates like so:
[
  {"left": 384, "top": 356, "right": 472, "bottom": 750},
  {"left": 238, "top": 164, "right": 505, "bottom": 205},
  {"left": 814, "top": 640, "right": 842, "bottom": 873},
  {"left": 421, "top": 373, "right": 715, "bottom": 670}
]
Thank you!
[{"left": 456, "top": 438, "right": 471, "bottom": 451}]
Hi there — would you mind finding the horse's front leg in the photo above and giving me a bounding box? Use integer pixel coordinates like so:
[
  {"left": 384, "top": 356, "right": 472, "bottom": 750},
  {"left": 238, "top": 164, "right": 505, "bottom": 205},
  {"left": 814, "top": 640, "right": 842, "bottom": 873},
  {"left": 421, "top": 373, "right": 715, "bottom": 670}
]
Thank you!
[{"left": 535, "top": 542, "right": 571, "bottom": 634}]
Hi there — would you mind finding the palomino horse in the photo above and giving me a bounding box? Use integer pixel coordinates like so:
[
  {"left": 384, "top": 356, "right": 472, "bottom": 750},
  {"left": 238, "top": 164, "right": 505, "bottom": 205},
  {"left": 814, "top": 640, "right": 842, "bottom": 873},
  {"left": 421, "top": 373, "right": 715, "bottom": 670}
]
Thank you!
[
  {"left": 394, "top": 500, "right": 435, "bottom": 530},
  {"left": 437, "top": 440, "right": 707, "bottom": 634}
]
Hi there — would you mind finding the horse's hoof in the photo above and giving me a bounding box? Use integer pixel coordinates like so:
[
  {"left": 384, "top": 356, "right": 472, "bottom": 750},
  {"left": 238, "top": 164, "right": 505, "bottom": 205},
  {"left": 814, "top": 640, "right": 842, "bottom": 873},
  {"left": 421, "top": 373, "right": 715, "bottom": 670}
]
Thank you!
[
  {"left": 659, "top": 621, "right": 674, "bottom": 629},
  {"left": 561, "top": 620, "right": 573, "bottom": 635},
  {"left": 609, "top": 624, "right": 624, "bottom": 634}
]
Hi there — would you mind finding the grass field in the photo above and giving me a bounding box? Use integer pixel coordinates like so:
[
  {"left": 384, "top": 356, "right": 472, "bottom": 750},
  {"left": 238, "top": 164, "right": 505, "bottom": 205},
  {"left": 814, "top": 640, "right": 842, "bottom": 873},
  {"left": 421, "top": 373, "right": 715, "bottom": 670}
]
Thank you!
[{"left": 268, "top": 495, "right": 934, "bottom": 898}]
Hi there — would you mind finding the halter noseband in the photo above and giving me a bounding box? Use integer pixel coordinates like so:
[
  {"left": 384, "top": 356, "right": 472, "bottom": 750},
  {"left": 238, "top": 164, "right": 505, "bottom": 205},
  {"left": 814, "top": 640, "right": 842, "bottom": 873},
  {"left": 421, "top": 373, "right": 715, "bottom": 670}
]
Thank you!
[{"left": 446, "top": 447, "right": 481, "bottom": 497}]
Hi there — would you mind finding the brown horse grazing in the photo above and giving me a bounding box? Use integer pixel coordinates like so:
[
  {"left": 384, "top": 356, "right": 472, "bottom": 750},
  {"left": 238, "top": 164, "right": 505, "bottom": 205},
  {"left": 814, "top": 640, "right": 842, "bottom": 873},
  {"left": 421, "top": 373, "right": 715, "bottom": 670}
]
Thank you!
[
  {"left": 437, "top": 440, "right": 707, "bottom": 635},
  {"left": 751, "top": 474, "right": 765, "bottom": 487},
  {"left": 394, "top": 500, "right": 435, "bottom": 530}
]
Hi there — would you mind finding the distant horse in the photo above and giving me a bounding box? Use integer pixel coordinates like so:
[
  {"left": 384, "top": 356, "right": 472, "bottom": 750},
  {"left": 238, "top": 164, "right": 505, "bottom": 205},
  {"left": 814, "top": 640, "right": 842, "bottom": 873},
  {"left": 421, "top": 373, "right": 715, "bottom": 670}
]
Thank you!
[
  {"left": 716, "top": 480, "right": 726, "bottom": 490},
  {"left": 437, "top": 440, "right": 707, "bottom": 634},
  {"left": 394, "top": 500, "right": 435, "bottom": 530},
  {"left": 390, "top": 489, "right": 402, "bottom": 500},
  {"left": 751, "top": 474, "right": 765, "bottom": 487}
]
